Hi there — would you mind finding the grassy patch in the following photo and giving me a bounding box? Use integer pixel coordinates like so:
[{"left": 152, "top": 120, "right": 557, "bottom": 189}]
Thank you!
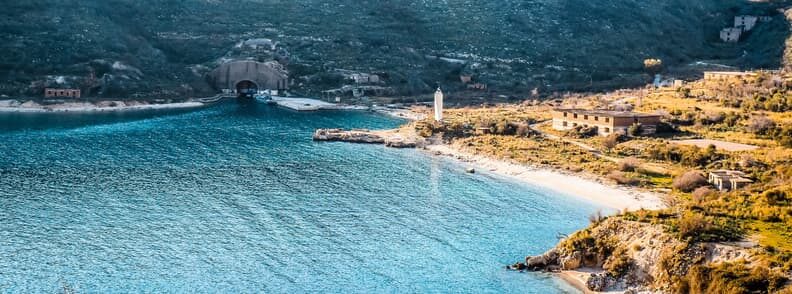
[{"left": 750, "top": 221, "right": 792, "bottom": 253}]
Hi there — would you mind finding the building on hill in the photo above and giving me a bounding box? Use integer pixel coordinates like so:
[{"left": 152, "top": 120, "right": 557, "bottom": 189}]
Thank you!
[
  {"left": 207, "top": 60, "right": 288, "bottom": 98},
  {"left": 44, "top": 88, "right": 81, "bottom": 99},
  {"left": 467, "top": 83, "right": 487, "bottom": 90},
  {"left": 551, "top": 109, "right": 662, "bottom": 136},
  {"left": 704, "top": 71, "right": 758, "bottom": 82},
  {"left": 734, "top": 15, "right": 758, "bottom": 32},
  {"left": 720, "top": 27, "right": 742, "bottom": 42},
  {"left": 708, "top": 170, "right": 753, "bottom": 191},
  {"left": 350, "top": 73, "right": 380, "bottom": 84}
]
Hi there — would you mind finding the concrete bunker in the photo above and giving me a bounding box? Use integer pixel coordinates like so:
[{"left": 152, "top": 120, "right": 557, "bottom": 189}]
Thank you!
[{"left": 207, "top": 60, "right": 288, "bottom": 98}]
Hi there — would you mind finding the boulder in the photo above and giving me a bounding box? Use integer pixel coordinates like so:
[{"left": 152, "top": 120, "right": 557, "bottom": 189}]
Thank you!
[
  {"left": 560, "top": 251, "right": 582, "bottom": 270},
  {"left": 524, "top": 249, "right": 559, "bottom": 270},
  {"left": 586, "top": 273, "right": 617, "bottom": 292},
  {"left": 508, "top": 262, "right": 526, "bottom": 271}
]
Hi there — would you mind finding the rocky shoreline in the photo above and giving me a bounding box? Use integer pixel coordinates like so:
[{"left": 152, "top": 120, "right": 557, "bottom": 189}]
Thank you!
[
  {"left": 0, "top": 99, "right": 206, "bottom": 113},
  {"left": 506, "top": 218, "right": 755, "bottom": 293},
  {"left": 312, "top": 128, "right": 420, "bottom": 148}
]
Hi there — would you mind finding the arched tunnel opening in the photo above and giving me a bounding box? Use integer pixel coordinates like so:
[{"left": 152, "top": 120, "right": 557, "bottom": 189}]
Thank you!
[{"left": 235, "top": 80, "right": 259, "bottom": 98}]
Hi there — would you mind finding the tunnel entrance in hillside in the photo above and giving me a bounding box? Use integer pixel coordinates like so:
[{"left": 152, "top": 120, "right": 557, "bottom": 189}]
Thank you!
[{"left": 236, "top": 80, "right": 259, "bottom": 98}]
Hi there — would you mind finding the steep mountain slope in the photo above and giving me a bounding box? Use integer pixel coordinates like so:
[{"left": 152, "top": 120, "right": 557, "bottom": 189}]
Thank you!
[{"left": 0, "top": 0, "right": 788, "bottom": 98}]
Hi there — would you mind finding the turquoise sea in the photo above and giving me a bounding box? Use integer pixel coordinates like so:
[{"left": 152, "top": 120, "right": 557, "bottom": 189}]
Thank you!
[{"left": 0, "top": 101, "right": 602, "bottom": 293}]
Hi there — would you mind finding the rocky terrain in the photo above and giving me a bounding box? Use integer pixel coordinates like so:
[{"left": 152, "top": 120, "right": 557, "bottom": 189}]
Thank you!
[
  {"left": 313, "top": 128, "right": 419, "bottom": 148},
  {"left": 1, "top": 0, "right": 790, "bottom": 100},
  {"left": 509, "top": 217, "right": 777, "bottom": 292}
]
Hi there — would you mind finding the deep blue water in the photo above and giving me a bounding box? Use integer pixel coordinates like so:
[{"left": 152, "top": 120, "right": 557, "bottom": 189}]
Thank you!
[{"left": 0, "top": 101, "right": 600, "bottom": 293}]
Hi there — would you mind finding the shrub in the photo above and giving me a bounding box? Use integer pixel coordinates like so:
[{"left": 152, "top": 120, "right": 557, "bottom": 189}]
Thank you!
[
  {"left": 603, "top": 246, "right": 633, "bottom": 277},
  {"left": 676, "top": 212, "right": 711, "bottom": 240},
  {"left": 628, "top": 123, "right": 643, "bottom": 137},
  {"left": 746, "top": 116, "right": 775, "bottom": 135},
  {"left": 656, "top": 121, "right": 679, "bottom": 133},
  {"left": 691, "top": 187, "right": 717, "bottom": 204},
  {"left": 679, "top": 263, "right": 788, "bottom": 294},
  {"left": 618, "top": 157, "right": 640, "bottom": 172},
  {"left": 770, "top": 124, "right": 792, "bottom": 148},
  {"left": 602, "top": 133, "right": 621, "bottom": 151},
  {"left": 568, "top": 125, "right": 597, "bottom": 138},
  {"left": 761, "top": 188, "right": 791, "bottom": 206},
  {"left": 515, "top": 124, "right": 530, "bottom": 137},
  {"left": 608, "top": 171, "right": 640, "bottom": 186},
  {"left": 589, "top": 210, "right": 606, "bottom": 224},
  {"left": 415, "top": 121, "right": 434, "bottom": 137},
  {"left": 673, "top": 171, "right": 707, "bottom": 192}
]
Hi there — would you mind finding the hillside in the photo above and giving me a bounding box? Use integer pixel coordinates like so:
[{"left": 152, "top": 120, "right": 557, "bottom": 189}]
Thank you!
[{"left": 0, "top": 0, "right": 789, "bottom": 99}]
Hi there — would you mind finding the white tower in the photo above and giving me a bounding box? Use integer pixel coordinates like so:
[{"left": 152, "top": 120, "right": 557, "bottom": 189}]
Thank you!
[{"left": 434, "top": 87, "right": 444, "bottom": 122}]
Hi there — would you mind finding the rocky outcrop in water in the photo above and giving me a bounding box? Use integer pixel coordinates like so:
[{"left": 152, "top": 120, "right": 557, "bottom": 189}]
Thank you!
[
  {"left": 313, "top": 129, "right": 385, "bottom": 144},
  {"left": 314, "top": 128, "right": 421, "bottom": 148}
]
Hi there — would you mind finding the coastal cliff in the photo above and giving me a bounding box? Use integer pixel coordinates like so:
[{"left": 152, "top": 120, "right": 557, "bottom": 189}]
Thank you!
[{"left": 510, "top": 217, "right": 784, "bottom": 293}]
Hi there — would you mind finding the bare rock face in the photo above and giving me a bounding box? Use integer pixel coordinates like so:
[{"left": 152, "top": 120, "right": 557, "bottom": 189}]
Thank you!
[
  {"left": 510, "top": 217, "right": 759, "bottom": 292},
  {"left": 586, "top": 273, "right": 618, "bottom": 292},
  {"left": 523, "top": 248, "right": 560, "bottom": 271},
  {"left": 560, "top": 251, "right": 582, "bottom": 270}
]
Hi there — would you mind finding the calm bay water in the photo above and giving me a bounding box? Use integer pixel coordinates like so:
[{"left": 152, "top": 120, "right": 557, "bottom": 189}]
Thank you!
[{"left": 0, "top": 101, "right": 599, "bottom": 293}]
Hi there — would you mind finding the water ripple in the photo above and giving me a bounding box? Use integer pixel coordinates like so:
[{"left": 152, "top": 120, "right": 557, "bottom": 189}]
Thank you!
[{"left": 0, "top": 102, "right": 595, "bottom": 293}]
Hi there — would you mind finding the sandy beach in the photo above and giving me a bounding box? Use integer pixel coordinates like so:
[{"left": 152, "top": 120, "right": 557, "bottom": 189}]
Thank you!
[
  {"left": 556, "top": 268, "right": 624, "bottom": 294},
  {"left": 0, "top": 100, "right": 206, "bottom": 113},
  {"left": 424, "top": 143, "right": 665, "bottom": 293},
  {"left": 425, "top": 144, "right": 667, "bottom": 212}
]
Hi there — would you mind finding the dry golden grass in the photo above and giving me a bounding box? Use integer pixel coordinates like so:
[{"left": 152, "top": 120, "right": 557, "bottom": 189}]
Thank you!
[
  {"left": 452, "top": 135, "right": 617, "bottom": 175},
  {"left": 441, "top": 104, "right": 552, "bottom": 125}
]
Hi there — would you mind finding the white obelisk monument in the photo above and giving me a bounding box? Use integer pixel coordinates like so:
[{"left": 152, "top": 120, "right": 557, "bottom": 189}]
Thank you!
[{"left": 433, "top": 87, "right": 444, "bottom": 122}]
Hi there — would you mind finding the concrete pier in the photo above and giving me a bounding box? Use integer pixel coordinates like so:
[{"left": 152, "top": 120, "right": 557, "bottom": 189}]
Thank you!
[{"left": 271, "top": 97, "right": 366, "bottom": 111}]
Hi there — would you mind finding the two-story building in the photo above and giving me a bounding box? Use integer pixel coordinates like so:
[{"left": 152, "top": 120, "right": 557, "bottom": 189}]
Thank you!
[{"left": 552, "top": 109, "right": 662, "bottom": 136}]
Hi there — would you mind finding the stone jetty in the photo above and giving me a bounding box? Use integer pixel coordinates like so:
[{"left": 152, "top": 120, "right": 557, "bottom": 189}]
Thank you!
[
  {"left": 313, "top": 129, "right": 385, "bottom": 144},
  {"left": 313, "top": 128, "right": 418, "bottom": 148}
]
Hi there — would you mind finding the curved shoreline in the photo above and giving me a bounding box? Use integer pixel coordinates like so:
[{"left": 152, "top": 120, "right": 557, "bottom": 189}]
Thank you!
[
  {"left": 0, "top": 101, "right": 207, "bottom": 113},
  {"left": 423, "top": 144, "right": 667, "bottom": 212}
]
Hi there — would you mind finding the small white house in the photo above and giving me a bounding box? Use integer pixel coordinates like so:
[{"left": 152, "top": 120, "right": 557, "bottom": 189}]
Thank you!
[
  {"left": 720, "top": 27, "right": 742, "bottom": 42},
  {"left": 734, "top": 15, "right": 758, "bottom": 32},
  {"left": 708, "top": 170, "right": 753, "bottom": 191}
]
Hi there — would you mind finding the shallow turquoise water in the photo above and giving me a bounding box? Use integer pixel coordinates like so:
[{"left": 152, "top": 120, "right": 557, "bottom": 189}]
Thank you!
[{"left": 0, "top": 101, "right": 599, "bottom": 293}]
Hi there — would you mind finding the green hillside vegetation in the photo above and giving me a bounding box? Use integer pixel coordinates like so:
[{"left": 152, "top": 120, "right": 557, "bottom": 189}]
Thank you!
[{"left": 0, "top": 0, "right": 789, "bottom": 99}]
